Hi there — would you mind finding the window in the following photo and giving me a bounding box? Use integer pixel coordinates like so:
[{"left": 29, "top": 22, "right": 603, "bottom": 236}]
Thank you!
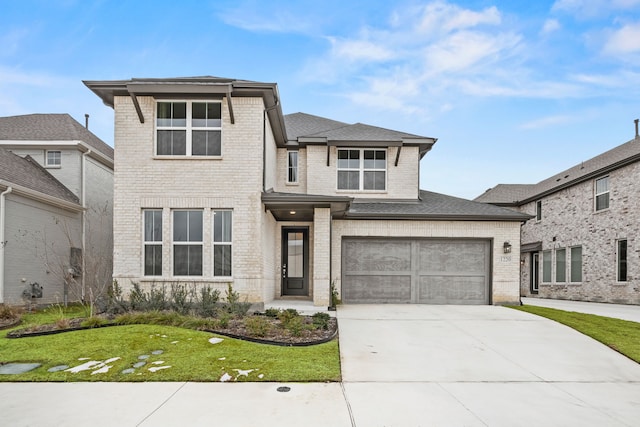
[
  {"left": 337, "top": 148, "right": 386, "bottom": 191},
  {"left": 287, "top": 151, "right": 298, "bottom": 183},
  {"left": 542, "top": 250, "right": 552, "bottom": 283},
  {"left": 46, "top": 150, "right": 61, "bottom": 167},
  {"left": 157, "top": 101, "right": 221, "bottom": 156},
  {"left": 536, "top": 200, "right": 542, "bottom": 221},
  {"left": 555, "top": 248, "right": 566, "bottom": 282},
  {"left": 213, "top": 210, "right": 232, "bottom": 277},
  {"left": 595, "top": 176, "right": 609, "bottom": 211},
  {"left": 143, "top": 210, "right": 163, "bottom": 276},
  {"left": 617, "top": 239, "right": 627, "bottom": 282},
  {"left": 173, "top": 210, "right": 203, "bottom": 276},
  {"left": 570, "top": 246, "right": 582, "bottom": 282}
]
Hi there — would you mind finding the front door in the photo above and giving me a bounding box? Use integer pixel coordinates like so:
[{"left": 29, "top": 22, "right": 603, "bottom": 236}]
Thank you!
[
  {"left": 531, "top": 252, "right": 539, "bottom": 293},
  {"left": 281, "top": 227, "right": 309, "bottom": 296}
]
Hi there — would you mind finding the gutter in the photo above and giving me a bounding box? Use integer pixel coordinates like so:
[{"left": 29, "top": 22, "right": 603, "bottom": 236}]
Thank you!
[{"left": 0, "top": 186, "right": 13, "bottom": 304}]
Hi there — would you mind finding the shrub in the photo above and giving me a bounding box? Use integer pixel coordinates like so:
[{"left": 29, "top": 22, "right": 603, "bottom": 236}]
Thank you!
[
  {"left": 264, "top": 308, "right": 280, "bottom": 318},
  {"left": 104, "top": 280, "right": 130, "bottom": 314},
  {"left": 285, "top": 316, "right": 305, "bottom": 337},
  {"left": 195, "top": 285, "right": 220, "bottom": 318},
  {"left": 170, "top": 283, "right": 192, "bottom": 315},
  {"left": 0, "top": 304, "right": 19, "bottom": 320},
  {"left": 81, "top": 316, "right": 108, "bottom": 328},
  {"left": 277, "top": 308, "right": 300, "bottom": 326},
  {"left": 312, "top": 312, "right": 331, "bottom": 330},
  {"left": 245, "top": 316, "right": 272, "bottom": 337},
  {"left": 218, "top": 313, "right": 231, "bottom": 328},
  {"left": 223, "top": 283, "right": 251, "bottom": 317}
]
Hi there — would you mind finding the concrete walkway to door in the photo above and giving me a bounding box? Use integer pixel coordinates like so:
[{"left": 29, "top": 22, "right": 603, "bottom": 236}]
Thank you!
[{"left": 337, "top": 304, "right": 640, "bottom": 426}]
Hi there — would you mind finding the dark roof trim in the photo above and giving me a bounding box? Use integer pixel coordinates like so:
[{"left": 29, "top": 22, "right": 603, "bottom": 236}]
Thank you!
[
  {"left": 521, "top": 241, "right": 543, "bottom": 253},
  {"left": 518, "top": 151, "right": 640, "bottom": 205},
  {"left": 262, "top": 192, "right": 353, "bottom": 204},
  {"left": 343, "top": 212, "right": 531, "bottom": 222}
]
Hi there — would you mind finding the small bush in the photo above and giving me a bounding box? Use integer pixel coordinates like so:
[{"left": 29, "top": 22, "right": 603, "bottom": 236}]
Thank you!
[
  {"left": 264, "top": 308, "right": 280, "bottom": 318},
  {"left": 245, "top": 316, "right": 272, "bottom": 337},
  {"left": 170, "top": 283, "right": 192, "bottom": 315},
  {"left": 195, "top": 285, "right": 220, "bottom": 318},
  {"left": 81, "top": 316, "right": 108, "bottom": 328},
  {"left": 277, "top": 308, "right": 300, "bottom": 326},
  {"left": 312, "top": 312, "right": 331, "bottom": 330},
  {"left": 285, "top": 316, "right": 305, "bottom": 337},
  {"left": 0, "top": 304, "right": 19, "bottom": 320},
  {"left": 55, "top": 318, "right": 70, "bottom": 329},
  {"left": 223, "top": 283, "right": 251, "bottom": 317},
  {"left": 218, "top": 313, "right": 231, "bottom": 328}
]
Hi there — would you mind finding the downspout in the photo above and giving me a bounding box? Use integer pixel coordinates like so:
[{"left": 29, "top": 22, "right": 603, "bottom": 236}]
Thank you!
[
  {"left": 81, "top": 150, "right": 92, "bottom": 302},
  {"left": 0, "top": 186, "right": 13, "bottom": 304},
  {"left": 263, "top": 110, "right": 267, "bottom": 192}
]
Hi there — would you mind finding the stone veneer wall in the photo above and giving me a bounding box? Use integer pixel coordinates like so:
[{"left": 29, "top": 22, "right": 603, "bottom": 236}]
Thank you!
[{"left": 519, "top": 160, "right": 640, "bottom": 304}]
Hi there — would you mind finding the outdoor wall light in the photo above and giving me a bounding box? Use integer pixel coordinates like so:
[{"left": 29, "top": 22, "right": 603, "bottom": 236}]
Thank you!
[
  {"left": 289, "top": 210, "right": 296, "bottom": 215},
  {"left": 503, "top": 241, "right": 512, "bottom": 253}
]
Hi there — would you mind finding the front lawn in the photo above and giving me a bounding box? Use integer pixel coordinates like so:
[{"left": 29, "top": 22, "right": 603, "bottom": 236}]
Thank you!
[
  {"left": 509, "top": 305, "right": 640, "bottom": 363},
  {"left": 0, "top": 306, "right": 341, "bottom": 382}
]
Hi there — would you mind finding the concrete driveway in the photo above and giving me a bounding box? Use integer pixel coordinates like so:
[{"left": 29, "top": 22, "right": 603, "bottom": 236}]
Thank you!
[{"left": 338, "top": 304, "right": 640, "bottom": 426}]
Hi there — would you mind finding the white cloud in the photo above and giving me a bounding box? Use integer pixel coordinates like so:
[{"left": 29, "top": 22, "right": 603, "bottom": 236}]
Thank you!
[
  {"left": 541, "top": 19, "right": 561, "bottom": 35},
  {"left": 603, "top": 22, "right": 640, "bottom": 54},
  {"left": 414, "top": 1, "right": 501, "bottom": 34},
  {"left": 218, "top": 3, "right": 314, "bottom": 34},
  {"left": 328, "top": 36, "right": 396, "bottom": 62},
  {"left": 551, "top": 0, "right": 640, "bottom": 17},
  {"left": 519, "top": 115, "right": 574, "bottom": 130}
]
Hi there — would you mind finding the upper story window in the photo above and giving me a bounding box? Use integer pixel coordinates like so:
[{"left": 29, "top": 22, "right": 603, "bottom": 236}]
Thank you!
[
  {"left": 594, "top": 176, "right": 609, "bottom": 211},
  {"left": 156, "top": 101, "right": 221, "bottom": 157},
  {"left": 535, "top": 200, "right": 542, "bottom": 221},
  {"left": 287, "top": 151, "right": 298, "bottom": 184},
  {"left": 46, "top": 150, "right": 61, "bottom": 167},
  {"left": 337, "top": 148, "right": 386, "bottom": 191}
]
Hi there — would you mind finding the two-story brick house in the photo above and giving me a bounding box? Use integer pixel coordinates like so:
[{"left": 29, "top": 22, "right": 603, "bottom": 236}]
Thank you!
[
  {"left": 0, "top": 114, "right": 114, "bottom": 305},
  {"left": 475, "top": 133, "right": 640, "bottom": 304},
  {"left": 85, "top": 76, "right": 529, "bottom": 307}
]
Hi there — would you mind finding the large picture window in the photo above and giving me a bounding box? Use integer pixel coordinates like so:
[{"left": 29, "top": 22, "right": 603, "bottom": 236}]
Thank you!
[
  {"left": 143, "top": 210, "right": 162, "bottom": 276},
  {"left": 595, "top": 176, "right": 609, "bottom": 211},
  {"left": 157, "top": 101, "right": 221, "bottom": 156},
  {"left": 337, "top": 148, "right": 386, "bottom": 191},
  {"left": 173, "top": 210, "right": 203, "bottom": 276},
  {"left": 213, "top": 210, "right": 232, "bottom": 277}
]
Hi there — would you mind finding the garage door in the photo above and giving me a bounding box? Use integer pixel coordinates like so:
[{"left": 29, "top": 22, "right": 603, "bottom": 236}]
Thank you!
[{"left": 342, "top": 238, "right": 491, "bottom": 304}]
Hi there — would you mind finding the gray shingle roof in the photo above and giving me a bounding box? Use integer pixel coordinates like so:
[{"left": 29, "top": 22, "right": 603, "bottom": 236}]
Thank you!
[
  {"left": 347, "top": 190, "right": 530, "bottom": 221},
  {"left": 0, "top": 114, "right": 113, "bottom": 159},
  {"left": 475, "top": 138, "right": 640, "bottom": 205},
  {"left": 0, "top": 147, "right": 80, "bottom": 205},
  {"left": 284, "top": 112, "right": 432, "bottom": 142}
]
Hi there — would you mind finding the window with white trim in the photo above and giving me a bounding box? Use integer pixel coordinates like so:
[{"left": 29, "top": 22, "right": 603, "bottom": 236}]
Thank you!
[
  {"left": 287, "top": 151, "right": 298, "bottom": 183},
  {"left": 570, "top": 246, "right": 582, "bottom": 282},
  {"left": 143, "top": 210, "right": 162, "bottom": 276},
  {"left": 595, "top": 176, "right": 609, "bottom": 211},
  {"left": 156, "top": 101, "right": 221, "bottom": 156},
  {"left": 542, "top": 250, "right": 552, "bottom": 283},
  {"left": 173, "top": 210, "right": 203, "bottom": 276},
  {"left": 617, "top": 239, "right": 627, "bottom": 282},
  {"left": 535, "top": 200, "right": 542, "bottom": 221},
  {"left": 555, "top": 248, "right": 566, "bottom": 282},
  {"left": 337, "top": 148, "right": 386, "bottom": 191},
  {"left": 213, "top": 210, "right": 232, "bottom": 277},
  {"left": 46, "top": 150, "right": 61, "bottom": 167}
]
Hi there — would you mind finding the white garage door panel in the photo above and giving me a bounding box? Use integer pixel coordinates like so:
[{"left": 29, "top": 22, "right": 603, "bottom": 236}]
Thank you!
[{"left": 342, "top": 238, "right": 491, "bottom": 304}]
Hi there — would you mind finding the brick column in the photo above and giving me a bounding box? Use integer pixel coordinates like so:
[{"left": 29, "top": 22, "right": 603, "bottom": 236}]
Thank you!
[{"left": 313, "top": 207, "right": 331, "bottom": 307}]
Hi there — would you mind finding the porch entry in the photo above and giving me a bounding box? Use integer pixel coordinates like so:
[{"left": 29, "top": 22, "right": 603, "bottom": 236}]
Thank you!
[{"left": 281, "top": 227, "right": 309, "bottom": 296}]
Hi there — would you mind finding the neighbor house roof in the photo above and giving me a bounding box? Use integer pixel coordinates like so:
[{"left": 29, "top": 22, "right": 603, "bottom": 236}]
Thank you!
[
  {"left": 346, "top": 190, "right": 531, "bottom": 221},
  {"left": 0, "top": 147, "right": 81, "bottom": 208},
  {"left": 475, "top": 137, "right": 640, "bottom": 205},
  {"left": 284, "top": 112, "right": 437, "bottom": 157},
  {"left": 0, "top": 113, "right": 113, "bottom": 160}
]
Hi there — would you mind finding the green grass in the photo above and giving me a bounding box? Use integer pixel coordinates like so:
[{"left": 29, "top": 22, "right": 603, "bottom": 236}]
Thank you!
[
  {"left": 0, "top": 307, "right": 341, "bottom": 382},
  {"left": 509, "top": 305, "right": 640, "bottom": 363}
]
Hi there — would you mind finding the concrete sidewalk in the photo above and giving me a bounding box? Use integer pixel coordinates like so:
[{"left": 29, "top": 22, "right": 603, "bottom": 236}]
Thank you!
[
  {"left": 522, "top": 297, "right": 640, "bottom": 323},
  {"left": 1, "top": 305, "right": 639, "bottom": 426}
]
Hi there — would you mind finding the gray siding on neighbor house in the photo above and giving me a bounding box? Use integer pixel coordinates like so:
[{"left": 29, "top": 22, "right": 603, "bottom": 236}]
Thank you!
[
  {"left": 519, "top": 161, "right": 640, "bottom": 304},
  {"left": 10, "top": 148, "right": 83, "bottom": 198},
  {"left": 4, "top": 193, "right": 82, "bottom": 305}
]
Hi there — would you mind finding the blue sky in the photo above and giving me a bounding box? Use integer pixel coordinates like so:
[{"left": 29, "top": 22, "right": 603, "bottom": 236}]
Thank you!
[{"left": 2, "top": 0, "right": 639, "bottom": 199}]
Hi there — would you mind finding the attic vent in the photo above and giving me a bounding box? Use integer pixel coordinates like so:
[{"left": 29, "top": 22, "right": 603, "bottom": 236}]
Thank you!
[{"left": 564, "top": 175, "right": 569, "bottom": 178}]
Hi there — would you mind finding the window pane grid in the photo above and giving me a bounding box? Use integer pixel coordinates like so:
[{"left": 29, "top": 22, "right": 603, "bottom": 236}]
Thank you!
[
  {"left": 46, "top": 151, "right": 61, "bottom": 166},
  {"left": 542, "top": 250, "right": 551, "bottom": 283},
  {"left": 337, "top": 148, "right": 386, "bottom": 191},
  {"left": 595, "top": 176, "right": 609, "bottom": 211},
  {"left": 570, "top": 246, "right": 582, "bottom": 282},
  {"left": 618, "top": 240, "right": 627, "bottom": 282},
  {"left": 287, "top": 151, "right": 298, "bottom": 183},
  {"left": 213, "top": 210, "right": 232, "bottom": 277},
  {"left": 143, "top": 210, "right": 163, "bottom": 276},
  {"left": 173, "top": 210, "right": 203, "bottom": 276},
  {"left": 556, "top": 248, "right": 566, "bottom": 282},
  {"left": 157, "top": 101, "right": 222, "bottom": 157}
]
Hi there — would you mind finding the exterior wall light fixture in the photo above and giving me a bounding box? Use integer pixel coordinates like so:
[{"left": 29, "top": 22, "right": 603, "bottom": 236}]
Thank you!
[{"left": 503, "top": 241, "right": 512, "bottom": 253}]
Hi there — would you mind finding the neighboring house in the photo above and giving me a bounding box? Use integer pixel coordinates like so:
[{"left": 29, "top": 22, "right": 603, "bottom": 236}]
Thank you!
[
  {"left": 85, "top": 76, "right": 529, "bottom": 307},
  {"left": 0, "top": 114, "right": 114, "bottom": 305},
  {"left": 475, "top": 134, "right": 640, "bottom": 304}
]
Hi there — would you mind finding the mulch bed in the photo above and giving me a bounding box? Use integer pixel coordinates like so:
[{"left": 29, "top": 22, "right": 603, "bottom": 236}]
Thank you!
[{"left": 4, "top": 315, "right": 338, "bottom": 346}]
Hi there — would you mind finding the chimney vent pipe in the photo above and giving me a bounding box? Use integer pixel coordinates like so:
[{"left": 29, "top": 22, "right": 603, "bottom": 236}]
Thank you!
[
  {"left": 85, "top": 114, "right": 89, "bottom": 129},
  {"left": 635, "top": 119, "right": 639, "bottom": 139}
]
